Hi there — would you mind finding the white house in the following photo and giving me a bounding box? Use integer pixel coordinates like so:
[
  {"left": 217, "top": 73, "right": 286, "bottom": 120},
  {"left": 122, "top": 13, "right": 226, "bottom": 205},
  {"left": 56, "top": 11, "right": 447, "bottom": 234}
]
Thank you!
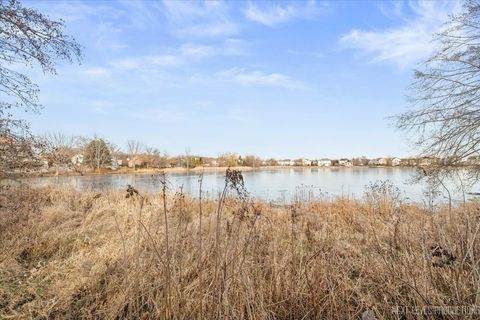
[
  {"left": 111, "top": 158, "right": 122, "bottom": 168},
  {"left": 377, "top": 158, "right": 388, "bottom": 166},
  {"left": 71, "top": 154, "right": 84, "bottom": 165},
  {"left": 339, "top": 158, "right": 353, "bottom": 166},
  {"left": 391, "top": 158, "right": 402, "bottom": 166},
  {"left": 317, "top": 158, "right": 332, "bottom": 166},
  {"left": 419, "top": 157, "right": 435, "bottom": 166},
  {"left": 278, "top": 159, "right": 294, "bottom": 166},
  {"left": 302, "top": 159, "right": 312, "bottom": 166}
]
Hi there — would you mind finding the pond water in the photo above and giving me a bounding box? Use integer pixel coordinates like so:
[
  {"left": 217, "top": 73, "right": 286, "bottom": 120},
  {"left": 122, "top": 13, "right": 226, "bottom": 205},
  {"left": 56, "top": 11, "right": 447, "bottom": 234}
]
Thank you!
[{"left": 21, "top": 167, "right": 445, "bottom": 203}]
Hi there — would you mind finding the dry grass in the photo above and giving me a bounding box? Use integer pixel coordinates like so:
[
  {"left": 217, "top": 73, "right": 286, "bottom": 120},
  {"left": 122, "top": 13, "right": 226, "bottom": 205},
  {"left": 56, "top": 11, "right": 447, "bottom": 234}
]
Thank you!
[{"left": 1, "top": 173, "right": 480, "bottom": 319}]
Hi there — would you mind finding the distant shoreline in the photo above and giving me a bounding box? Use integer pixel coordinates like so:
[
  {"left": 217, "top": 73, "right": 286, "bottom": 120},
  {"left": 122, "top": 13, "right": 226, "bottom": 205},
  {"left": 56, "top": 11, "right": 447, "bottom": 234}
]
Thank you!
[{"left": 16, "top": 165, "right": 417, "bottom": 179}]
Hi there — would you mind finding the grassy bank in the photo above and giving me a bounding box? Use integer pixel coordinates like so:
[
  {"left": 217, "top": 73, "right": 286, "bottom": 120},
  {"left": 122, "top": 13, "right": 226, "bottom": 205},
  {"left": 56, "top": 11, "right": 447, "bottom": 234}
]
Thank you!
[{"left": 1, "top": 174, "right": 479, "bottom": 319}]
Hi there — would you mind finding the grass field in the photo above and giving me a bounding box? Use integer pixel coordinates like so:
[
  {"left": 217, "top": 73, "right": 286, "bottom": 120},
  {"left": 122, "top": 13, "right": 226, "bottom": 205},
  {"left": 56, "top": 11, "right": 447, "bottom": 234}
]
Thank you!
[{"left": 1, "top": 171, "right": 479, "bottom": 319}]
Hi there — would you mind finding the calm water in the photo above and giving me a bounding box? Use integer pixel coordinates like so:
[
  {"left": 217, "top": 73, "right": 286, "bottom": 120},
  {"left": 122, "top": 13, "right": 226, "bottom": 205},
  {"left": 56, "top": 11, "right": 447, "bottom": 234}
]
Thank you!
[{"left": 22, "top": 167, "right": 436, "bottom": 203}]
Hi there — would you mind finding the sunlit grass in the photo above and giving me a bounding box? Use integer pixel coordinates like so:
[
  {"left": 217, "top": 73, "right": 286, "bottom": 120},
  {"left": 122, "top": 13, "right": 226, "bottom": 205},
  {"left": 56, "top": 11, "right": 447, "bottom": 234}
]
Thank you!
[{"left": 1, "top": 176, "right": 479, "bottom": 319}]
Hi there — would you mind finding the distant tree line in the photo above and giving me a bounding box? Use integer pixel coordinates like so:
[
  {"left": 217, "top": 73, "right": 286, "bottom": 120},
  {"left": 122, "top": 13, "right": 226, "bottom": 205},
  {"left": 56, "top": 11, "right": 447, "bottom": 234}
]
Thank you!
[{"left": 8, "top": 133, "right": 462, "bottom": 175}]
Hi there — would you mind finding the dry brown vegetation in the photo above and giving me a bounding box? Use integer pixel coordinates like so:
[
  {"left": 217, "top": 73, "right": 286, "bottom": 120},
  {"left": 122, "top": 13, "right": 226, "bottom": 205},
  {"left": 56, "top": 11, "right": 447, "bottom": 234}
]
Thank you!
[{"left": 1, "top": 172, "right": 480, "bottom": 319}]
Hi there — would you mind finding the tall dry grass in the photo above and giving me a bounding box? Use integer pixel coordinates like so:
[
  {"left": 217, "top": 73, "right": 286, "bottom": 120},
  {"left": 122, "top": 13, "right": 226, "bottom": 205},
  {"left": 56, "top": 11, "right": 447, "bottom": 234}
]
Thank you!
[{"left": 1, "top": 171, "right": 479, "bottom": 319}]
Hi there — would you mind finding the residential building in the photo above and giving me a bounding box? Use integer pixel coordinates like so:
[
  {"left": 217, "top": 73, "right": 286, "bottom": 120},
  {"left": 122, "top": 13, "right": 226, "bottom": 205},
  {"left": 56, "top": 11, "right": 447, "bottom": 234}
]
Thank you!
[
  {"left": 377, "top": 158, "right": 388, "bottom": 166},
  {"left": 71, "top": 154, "right": 83, "bottom": 165},
  {"left": 302, "top": 159, "right": 312, "bottom": 166},
  {"left": 339, "top": 158, "right": 353, "bottom": 166},
  {"left": 127, "top": 156, "right": 147, "bottom": 168},
  {"left": 278, "top": 159, "right": 294, "bottom": 166},
  {"left": 391, "top": 157, "right": 402, "bottom": 166},
  {"left": 317, "top": 158, "right": 332, "bottom": 166}
]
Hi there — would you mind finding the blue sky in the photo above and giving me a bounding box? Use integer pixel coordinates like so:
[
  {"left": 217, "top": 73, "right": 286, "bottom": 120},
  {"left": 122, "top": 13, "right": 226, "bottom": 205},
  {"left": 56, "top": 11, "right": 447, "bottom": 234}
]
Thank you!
[{"left": 19, "top": 0, "right": 460, "bottom": 159}]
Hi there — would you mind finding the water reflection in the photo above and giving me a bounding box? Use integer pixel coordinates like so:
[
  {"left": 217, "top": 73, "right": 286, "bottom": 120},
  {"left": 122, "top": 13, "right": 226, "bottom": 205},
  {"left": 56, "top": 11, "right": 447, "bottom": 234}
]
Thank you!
[
  {"left": 21, "top": 167, "right": 431, "bottom": 203},
  {"left": 20, "top": 167, "right": 480, "bottom": 203}
]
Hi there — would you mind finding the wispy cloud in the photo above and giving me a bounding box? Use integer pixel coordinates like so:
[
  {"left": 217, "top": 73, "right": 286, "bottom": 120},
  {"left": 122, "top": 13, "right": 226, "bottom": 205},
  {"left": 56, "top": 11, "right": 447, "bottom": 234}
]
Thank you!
[
  {"left": 160, "top": 0, "right": 238, "bottom": 37},
  {"left": 339, "top": 1, "right": 461, "bottom": 68},
  {"left": 244, "top": 1, "right": 321, "bottom": 27},
  {"left": 219, "top": 68, "right": 305, "bottom": 88},
  {"left": 33, "top": 0, "right": 124, "bottom": 23},
  {"left": 111, "top": 39, "right": 246, "bottom": 71},
  {"left": 180, "top": 39, "right": 248, "bottom": 59},
  {"left": 81, "top": 67, "right": 111, "bottom": 77},
  {"left": 287, "top": 49, "right": 324, "bottom": 59},
  {"left": 128, "top": 107, "right": 189, "bottom": 123},
  {"left": 110, "top": 54, "right": 181, "bottom": 71},
  {"left": 119, "top": 0, "right": 160, "bottom": 29}
]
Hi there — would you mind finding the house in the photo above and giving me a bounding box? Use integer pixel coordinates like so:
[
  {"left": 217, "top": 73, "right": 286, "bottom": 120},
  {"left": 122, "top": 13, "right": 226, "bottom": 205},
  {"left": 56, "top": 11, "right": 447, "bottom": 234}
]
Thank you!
[
  {"left": 338, "top": 158, "right": 353, "bottom": 166},
  {"left": 112, "top": 159, "right": 123, "bottom": 167},
  {"left": 419, "top": 157, "right": 434, "bottom": 166},
  {"left": 201, "top": 157, "right": 217, "bottom": 167},
  {"left": 71, "top": 154, "right": 83, "bottom": 165},
  {"left": 317, "top": 158, "right": 332, "bottom": 166},
  {"left": 377, "top": 158, "right": 388, "bottom": 166},
  {"left": 367, "top": 158, "right": 386, "bottom": 166},
  {"left": 302, "top": 159, "right": 312, "bottom": 166},
  {"left": 127, "top": 156, "right": 147, "bottom": 168},
  {"left": 278, "top": 159, "right": 294, "bottom": 166},
  {"left": 401, "top": 158, "right": 417, "bottom": 166},
  {"left": 352, "top": 157, "right": 369, "bottom": 166},
  {"left": 391, "top": 157, "right": 402, "bottom": 166}
]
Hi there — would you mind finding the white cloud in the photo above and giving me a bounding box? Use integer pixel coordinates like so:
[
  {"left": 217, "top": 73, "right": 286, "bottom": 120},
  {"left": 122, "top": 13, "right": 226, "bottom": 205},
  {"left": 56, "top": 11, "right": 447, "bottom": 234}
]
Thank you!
[
  {"left": 287, "top": 49, "right": 324, "bottom": 58},
  {"left": 339, "top": 1, "right": 461, "bottom": 68},
  {"left": 145, "top": 55, "right": 181, "bottom": 66},
  {"left": 128, "top": 108, "right": 188, "bottom": 123},
  {"left": 219, "top": 68, "right": 305, "bottom": 88},
  {"left": 81, "top": 67, "right": 110, "bottom": 77},
  {"left": 180, "top": 39, "right": 247, "bottom": 59},
  {"left": 111, "top": 54, "right": 181, "bottom": 71},
  {"left": 160, "top": 1, "right": 238, "bottom": 37},
  {"left": 244, "top": 1, "right": 321, "bottom": 27},
  {"left": 119, "top": 0, "right": 160, "bottom": 29},
  {"left": 33, "top": 0, "right": 124, "bottom": 23},
  {"left": 111, "top": 40, "right": 246, "bottom": 71},
  {"left": 179, "top": 44, "right": 217, "bottom": 59}
]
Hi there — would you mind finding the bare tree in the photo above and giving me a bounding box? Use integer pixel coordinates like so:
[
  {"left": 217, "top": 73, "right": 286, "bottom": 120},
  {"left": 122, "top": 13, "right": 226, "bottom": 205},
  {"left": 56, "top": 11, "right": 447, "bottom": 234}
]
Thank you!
[
  {"left": 83, "top": 138, "right": 112, "bottom": 171},
  {"left": 218, "top": 152, "right": 240, "bottom": 167},
  {"left": 265, "top": 158, "right": 278, "bottom": 166},
  {"left": 244, "top": 155, "right": 262, "bottom": 168},
  {"left": 127, "top": 140, "right": 143, "bottom": 170},
  {"left": 107, "top": 141, "right": 122, "bottom": 167},
  {"left": 0, "top": 0, "right": 81, "bottom": 175},
  {"left": 158, "top": 151, "right": 170, "bottom": 168},
  {"left": 42, "top": 132, "right": 76, "bottom": 175},
  {"left": 185, "top": 146, "right": 191, "bottom": 170},
  {"left": 145, "top": 146, "right": 160, "bottom": 169},
  {"left": 396, "top": 0, "right": 480, "bottom": 184}
]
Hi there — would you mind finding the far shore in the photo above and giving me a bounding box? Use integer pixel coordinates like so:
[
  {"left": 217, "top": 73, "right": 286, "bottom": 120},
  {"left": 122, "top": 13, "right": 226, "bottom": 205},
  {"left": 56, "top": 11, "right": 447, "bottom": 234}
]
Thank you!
[{"left": 13, "top": 165, "right": 417, "bottom": 179}]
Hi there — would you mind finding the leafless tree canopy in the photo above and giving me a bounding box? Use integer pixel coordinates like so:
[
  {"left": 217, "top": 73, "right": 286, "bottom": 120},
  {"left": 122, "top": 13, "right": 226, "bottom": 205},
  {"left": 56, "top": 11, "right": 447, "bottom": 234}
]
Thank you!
[
  {"left": 83, "top": 139, "right": 112, "bottom": 170},
  {"left": 127, "top": 140, "right": 142, "bottom": 157},
  {"left": 41, "top": 132, "right": 76, "bottom": 169},
  {"left": 127, "top": 140, "right": 143, "bottom": 169},
  {"left": 0, "top": 0, "right": 81, "bottom": 175},
  {"left": 0, "top": 0, "right": 81, "bottom": 111},
  {"left": 397, "top": 0, "right": 480, "bottom": 170}
]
